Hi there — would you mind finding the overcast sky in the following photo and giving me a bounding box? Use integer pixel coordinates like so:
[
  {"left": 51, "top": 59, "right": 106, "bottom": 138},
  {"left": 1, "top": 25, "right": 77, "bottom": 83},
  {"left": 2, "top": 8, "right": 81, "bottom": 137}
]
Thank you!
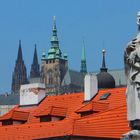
[{"left": 0, "top": 0, "right": 139, "bottom": 93}]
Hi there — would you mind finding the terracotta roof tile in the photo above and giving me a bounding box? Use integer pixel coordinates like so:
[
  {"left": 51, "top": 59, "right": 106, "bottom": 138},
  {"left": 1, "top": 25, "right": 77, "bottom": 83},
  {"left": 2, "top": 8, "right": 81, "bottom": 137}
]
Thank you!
[
  {"left": 0, "top": 105, "right": 18, "bottom": 120},
  {"left": 76, "top": 102, "right": 93, "bottom": 113},
  {"left": 92, "top": 101, "right": 109, "bottom": 112},
  {"left": 76, "top": 101, "right": 109, "bottom": 113},
  {"left": 33, "top": 93, "right": 84, "bottom": 119},
  {"left": 36, "top": 106, "right": 67, "bottom": 117},
  {"left": 51, "top": 106, "right": 67, "bottom": 117},
  {"left": 0, "top": 119, "right": 73, "bottom": 140},
  {"left": 12, "top": 111, "right": 29, "bottom": 121},
  {"left": 73, "top": 105, "right": 130, "bottom": 139},
  {"left": 0, "top": 87, "right": 130, "bottom": 139}
]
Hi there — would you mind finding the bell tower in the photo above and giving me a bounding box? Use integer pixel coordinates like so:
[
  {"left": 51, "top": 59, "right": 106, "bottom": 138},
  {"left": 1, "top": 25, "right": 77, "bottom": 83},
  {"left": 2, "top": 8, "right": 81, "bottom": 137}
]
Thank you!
[{"left": 41, "top": 17, "right": 68, "bottom": 94}]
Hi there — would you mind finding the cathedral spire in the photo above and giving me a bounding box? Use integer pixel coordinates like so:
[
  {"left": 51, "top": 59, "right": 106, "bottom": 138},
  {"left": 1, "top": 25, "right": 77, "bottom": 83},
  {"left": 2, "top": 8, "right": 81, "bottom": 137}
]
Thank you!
[
  {"left": 11, "top": 40, "right": 28, "bottom": 94},
  {"left": 30, "top": 44, "right": 40, "bottom": 78},
  {"left": 17, "top": 40, "right": 23, "bottom": 61},
  {"left": 33, "top": 44, "right": 38, "bottom": 65},
  {"left": 51, "top": 16, "right": 59, "bottom": 48},
  {"left": 100, "top": 49, "right": 108, "bottom": 72},
  {"left": 80, "top": 41, "right": 87, "bottom": 74}
]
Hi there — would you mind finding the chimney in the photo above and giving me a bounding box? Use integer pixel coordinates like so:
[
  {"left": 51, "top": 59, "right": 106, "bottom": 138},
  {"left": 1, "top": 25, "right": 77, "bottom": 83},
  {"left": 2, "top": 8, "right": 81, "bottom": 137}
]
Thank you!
[
  {"left": 20, "top": 83, "right": 46, "bottom": 106},
  {"left": 84, "top": 74, "right": 98, "bottom": 101}
]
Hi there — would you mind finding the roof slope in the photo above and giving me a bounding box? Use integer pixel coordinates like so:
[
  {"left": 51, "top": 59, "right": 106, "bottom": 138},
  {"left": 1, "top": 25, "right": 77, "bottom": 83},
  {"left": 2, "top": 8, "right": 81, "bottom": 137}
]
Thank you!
[
  {"left": 33, "top": 92, "right": 84, "bottom": 120},
  {"left": 0, "top": 92, "right": 84, "bottom": 123},
  {"left": 61, "top": 69, "right": 85, "bottom": 87},
  {"left": 0, "top": 94, "right": 19, "bottom": 105},
  {"left": 0, "top": 119, "right": 73, "bottom": 140},
  {"left": 0, "top": 87, "right": 130, "bottom": 139},
  {"left": 74, "top": 105, "right": 130, "bottom": 139}
]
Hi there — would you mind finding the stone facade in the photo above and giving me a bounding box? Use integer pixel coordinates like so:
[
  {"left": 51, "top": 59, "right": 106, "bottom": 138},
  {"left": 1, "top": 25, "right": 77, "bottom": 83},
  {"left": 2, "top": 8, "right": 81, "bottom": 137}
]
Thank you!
[{"left": 41, "top": 58, "right": 68, "bottom": 94}]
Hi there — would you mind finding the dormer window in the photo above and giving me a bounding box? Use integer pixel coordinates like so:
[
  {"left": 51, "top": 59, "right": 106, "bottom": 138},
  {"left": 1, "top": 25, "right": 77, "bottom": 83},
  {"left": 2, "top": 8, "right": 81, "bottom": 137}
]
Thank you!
[
  {"left": 35, "top": 106, "right": 67, "bottom": 122},
  {"left": 0, "top": 110, "right": 29, "bottom": 126}
]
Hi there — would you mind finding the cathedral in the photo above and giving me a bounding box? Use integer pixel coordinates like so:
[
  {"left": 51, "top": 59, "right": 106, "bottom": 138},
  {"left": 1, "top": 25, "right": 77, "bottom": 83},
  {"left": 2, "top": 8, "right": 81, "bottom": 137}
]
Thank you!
[
  {"left": 40, "top": 17, "right": 69, "bottom": 94},
  {"left": 11, "top": 17, "right": 86, "bottom": 95},
  {"left": 11, "top": 17, "right": 126, "bottom": 95}
]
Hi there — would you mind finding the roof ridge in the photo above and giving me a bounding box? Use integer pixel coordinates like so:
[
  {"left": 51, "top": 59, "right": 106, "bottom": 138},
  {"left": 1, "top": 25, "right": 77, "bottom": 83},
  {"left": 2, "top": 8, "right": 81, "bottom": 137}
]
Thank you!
[{"left": 75, "top": 102, "right": 92, "bottom": 112}]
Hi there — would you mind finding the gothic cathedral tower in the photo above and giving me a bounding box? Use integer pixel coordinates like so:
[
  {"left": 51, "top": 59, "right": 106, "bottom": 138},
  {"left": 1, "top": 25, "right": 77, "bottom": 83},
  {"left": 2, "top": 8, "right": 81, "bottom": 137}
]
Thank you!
[
  {"left": 11, "top": 40, "right": 28, "bottom": 94},
  {"left": 41, "top": 17, "right": 68, "bottom": 94},
  {"left": 30, "top": 44, "right": 40, "bottom": 79}
]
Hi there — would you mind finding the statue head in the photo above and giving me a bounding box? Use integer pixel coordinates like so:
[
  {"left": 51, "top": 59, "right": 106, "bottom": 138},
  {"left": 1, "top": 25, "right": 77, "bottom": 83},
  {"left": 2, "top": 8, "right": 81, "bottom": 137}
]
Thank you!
[
  {"left": 137, "top": 11, "right": 140, "bottom": 24},
  {"left": 137, "top": 11, "right": 140, "bottom": 30}
]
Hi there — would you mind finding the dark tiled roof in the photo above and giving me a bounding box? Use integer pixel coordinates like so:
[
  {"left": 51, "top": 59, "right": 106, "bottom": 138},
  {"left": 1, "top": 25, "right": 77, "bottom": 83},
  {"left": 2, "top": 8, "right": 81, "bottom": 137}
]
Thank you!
[
  {"left": 0, "top": 94, "right": 19, "bottom": 105},
  {"left": 61, "top": 69, "right": 85, "bottom": 87}
]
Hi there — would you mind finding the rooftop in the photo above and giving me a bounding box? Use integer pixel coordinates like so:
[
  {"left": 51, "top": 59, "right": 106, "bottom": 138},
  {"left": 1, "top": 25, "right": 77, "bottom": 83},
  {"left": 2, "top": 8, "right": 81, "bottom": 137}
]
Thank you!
[{"left": 0, "top": 87, "right": 130, "bottom": 139}]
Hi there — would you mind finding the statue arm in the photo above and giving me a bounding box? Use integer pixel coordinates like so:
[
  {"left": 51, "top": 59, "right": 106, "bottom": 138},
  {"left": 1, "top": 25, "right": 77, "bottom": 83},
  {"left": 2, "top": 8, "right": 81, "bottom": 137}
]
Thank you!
[{"left": 128, "top": 50, "right": 140, "bottom": 71}]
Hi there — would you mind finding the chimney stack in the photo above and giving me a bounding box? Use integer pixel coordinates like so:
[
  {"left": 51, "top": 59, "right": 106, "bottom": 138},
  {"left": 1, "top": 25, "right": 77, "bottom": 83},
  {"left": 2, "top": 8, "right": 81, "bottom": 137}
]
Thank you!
[
  {"left": 20, "top": 83, "right": 46, "bottom": 106},
  {"left": 84, "top": 74, "right": 98, "bottom": 101}
]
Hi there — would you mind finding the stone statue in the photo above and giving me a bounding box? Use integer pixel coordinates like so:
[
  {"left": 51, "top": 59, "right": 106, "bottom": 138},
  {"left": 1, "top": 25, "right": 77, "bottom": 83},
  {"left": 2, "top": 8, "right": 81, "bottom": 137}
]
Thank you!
[
  {"left": 124, "top": 38, "right": 140, "bottom": 122},
  {"left": 122, "top": 11, "right": 140, "bottom": 140}
]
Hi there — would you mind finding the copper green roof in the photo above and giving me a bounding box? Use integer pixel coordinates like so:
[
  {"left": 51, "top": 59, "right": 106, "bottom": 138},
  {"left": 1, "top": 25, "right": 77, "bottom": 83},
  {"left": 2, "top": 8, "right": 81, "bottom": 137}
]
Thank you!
[
  {"left": 48, "top": 48, "right": 56, "bottom": 54},
  {"left": 50, "top": 16, "right": 59, "bottom": 48},
  {"left": 41, "top": 51, "right": 46, "bottom": 60},
  {"left": 80, "top": 44, "right": 87, "bottom": 73},
  {"left": 47, "top": 17, "right": 68, "bottom": 61}
]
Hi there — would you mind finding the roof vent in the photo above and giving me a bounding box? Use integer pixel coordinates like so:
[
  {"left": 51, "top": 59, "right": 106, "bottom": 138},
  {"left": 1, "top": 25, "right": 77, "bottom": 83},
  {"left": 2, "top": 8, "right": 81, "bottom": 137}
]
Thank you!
[{"left": 100, "top": 93, "right": 111, "bottom": 100}]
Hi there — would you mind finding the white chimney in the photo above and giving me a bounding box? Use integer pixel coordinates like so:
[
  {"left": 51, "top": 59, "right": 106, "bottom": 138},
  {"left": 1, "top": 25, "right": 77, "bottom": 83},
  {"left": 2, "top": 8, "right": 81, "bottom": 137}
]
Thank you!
[
  {"left": 84, "top": 74, "right": 98, "bottom": 101},
  {"left": 20, "top": 83, "right": 46, "bottom": 106}
]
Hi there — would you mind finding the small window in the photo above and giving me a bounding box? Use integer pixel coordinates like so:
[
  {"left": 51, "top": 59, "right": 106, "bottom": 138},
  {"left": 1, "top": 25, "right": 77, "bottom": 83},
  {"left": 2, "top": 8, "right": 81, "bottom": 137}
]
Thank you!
[{"left": 100, "top": 93, "right": 111, "bottom": 100}]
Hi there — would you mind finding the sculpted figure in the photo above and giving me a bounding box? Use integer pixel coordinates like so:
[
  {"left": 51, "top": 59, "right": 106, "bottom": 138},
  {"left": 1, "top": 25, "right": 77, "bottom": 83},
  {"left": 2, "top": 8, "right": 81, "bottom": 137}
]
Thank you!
[
  {"left": 123, "top": 11, "right": 140, "bottom": 133},
  {"left": 124, "top": 38, "right": 140, "bottom": 122}
]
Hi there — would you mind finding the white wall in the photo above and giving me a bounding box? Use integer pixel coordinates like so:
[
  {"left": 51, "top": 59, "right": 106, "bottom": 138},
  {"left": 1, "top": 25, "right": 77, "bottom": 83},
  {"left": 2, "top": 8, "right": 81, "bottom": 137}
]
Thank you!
[
  {"left": 0, "top": 105, "right": 16, "bottom": 116},
  {"left": 84, "top": 74, "right": 98, "bottom": 101},
  {"left": 20, "top": 83, "right": 46, "bottom": 106}
]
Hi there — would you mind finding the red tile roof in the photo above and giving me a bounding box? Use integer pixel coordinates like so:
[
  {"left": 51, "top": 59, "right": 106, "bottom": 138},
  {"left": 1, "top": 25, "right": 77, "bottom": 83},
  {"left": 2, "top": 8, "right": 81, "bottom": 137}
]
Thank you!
[
  {"left": 0, "top": 119, "right": 73, "bottom": 140},
  {"left": 0, "top": 87, "right": 130, "bottom": 139},
  {"left": 12, "top": 111, "right": 29, "bottom": 121},
  {"left": 76, "top": 101, "right": 109, "bottom": 113},
  {"left": 36, "top": 106, "right": 67, "bottom": 117},
  {"left": 0, "top": 108, "right": 29, "bottom": 121},
  {"left": 33, "top": 93, "right": 84, "bottom": 119},
  {"left": 73, "top": 105, "right": 130, "bottom": 139}
]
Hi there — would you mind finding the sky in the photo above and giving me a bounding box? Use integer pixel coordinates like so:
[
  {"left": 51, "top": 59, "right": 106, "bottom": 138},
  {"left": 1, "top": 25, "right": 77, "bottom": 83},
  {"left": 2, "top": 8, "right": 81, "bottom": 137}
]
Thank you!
[{"left": 0, "top": 0, "right": 140, "bottom": 93}]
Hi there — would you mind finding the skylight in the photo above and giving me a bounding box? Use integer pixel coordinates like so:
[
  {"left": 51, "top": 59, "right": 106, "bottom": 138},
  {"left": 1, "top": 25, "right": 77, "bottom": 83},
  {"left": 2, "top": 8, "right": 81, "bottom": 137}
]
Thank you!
[{"left": 100, "top": 93, "right": 111, "bottom": 100}]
